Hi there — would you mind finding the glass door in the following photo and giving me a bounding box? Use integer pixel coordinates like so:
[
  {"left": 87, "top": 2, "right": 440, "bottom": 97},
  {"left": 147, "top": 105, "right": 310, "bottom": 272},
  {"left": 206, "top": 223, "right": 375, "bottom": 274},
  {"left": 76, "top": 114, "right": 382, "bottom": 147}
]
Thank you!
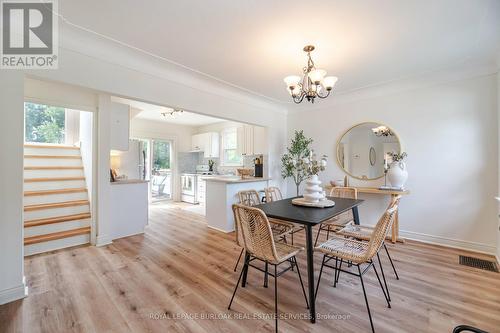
[{"left": 151, "top": 139, "right": 173, "bottom": 201}]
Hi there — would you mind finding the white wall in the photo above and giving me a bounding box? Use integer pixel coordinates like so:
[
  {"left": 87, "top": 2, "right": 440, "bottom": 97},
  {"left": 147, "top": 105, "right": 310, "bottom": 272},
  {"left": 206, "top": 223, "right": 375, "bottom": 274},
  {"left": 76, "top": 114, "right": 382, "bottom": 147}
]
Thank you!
[
  {"left": 79, "top": 111, "right": 96, "bottom": 244},
  {"left": 0, "top": 72, "right": 26, "bottom": 304},
  {"left": 288, "top": 73, "right": 498, "bottom": 254},
  {"left": 497, "top": 71, "right": 500, "bottom": 262}
]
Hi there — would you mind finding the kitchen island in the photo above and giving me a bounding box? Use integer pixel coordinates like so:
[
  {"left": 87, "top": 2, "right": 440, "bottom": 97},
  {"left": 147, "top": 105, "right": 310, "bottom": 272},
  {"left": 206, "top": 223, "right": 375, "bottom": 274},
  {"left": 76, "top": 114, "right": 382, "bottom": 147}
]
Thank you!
[{"left": 204, "top": 176, "right": 271, "bottom": 232}]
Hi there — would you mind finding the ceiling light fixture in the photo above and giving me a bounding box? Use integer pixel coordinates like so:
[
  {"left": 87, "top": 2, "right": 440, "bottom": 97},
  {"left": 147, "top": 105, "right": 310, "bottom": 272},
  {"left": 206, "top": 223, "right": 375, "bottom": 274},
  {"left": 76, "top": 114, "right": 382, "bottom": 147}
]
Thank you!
[
  {"left": 284, "top": 45, "right": 338, "bottom": 104},
  {"left": 372, "top": 126, "right": 394, "bottom": 137},
  {"left": 161, "top": 109, "right": 184, "bottom": 117}
]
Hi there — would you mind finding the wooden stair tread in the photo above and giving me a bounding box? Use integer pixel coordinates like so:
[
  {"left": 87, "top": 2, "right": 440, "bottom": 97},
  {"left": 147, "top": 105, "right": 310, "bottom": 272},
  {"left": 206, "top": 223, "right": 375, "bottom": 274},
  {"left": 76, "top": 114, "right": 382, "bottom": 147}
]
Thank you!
[
  {"left": 24, "top": 227, "right": 90, "bottom": 245},
  {"left": 25, "top": 177, "right": 85, "bottom": 182},
  {"left": 24, "top": 144, "right": 80, "bottom": 150},
  {"left": 25, "top": 213, "right": 91, "bottom": 227},
  {"left": 24, "top": 155, "right": 81, "bottom": 159},
  {"left": 24, "top": 200, "right": 90, "bottom": 211},
  {"left": 24, "top": 166, "right": 84, "bottom": 170},
  {"left": 24, "top": 188, "right": 88, "bottom": 196}
]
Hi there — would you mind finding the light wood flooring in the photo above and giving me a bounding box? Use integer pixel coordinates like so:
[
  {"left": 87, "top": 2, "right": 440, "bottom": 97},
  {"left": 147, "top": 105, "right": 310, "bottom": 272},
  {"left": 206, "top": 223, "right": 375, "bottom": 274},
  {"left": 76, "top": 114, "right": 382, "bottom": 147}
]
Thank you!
[{"left": 1, "top": 202, "right": 499, "bottom": 333}]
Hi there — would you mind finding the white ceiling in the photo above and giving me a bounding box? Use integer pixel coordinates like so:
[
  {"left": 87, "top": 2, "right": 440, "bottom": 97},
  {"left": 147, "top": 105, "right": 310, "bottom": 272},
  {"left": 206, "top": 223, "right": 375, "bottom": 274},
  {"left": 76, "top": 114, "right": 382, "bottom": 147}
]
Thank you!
[
  {"left": 60, "top": 0, "right": 500, "bottom": 103},
  {"left": 112, "top": 97, "right": 225, "bottom": 126}
]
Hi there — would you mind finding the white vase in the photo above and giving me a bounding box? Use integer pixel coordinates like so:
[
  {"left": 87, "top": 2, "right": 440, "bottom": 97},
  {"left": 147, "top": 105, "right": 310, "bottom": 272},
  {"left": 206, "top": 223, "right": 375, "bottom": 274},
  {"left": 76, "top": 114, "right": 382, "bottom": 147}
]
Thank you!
[
  {"left": 303, "top": 175, "right": 325, "bottom": 203},
  {"left": 388, "top": 161, "right": 408, "bottom": 189}
]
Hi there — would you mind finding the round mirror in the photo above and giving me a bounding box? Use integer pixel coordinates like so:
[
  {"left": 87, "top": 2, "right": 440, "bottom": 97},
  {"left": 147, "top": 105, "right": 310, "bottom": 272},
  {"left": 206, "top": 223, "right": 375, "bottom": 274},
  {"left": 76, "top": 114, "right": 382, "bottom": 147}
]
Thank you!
[{"left": 337, "top": 122, "right": 401, "bottom": 180}]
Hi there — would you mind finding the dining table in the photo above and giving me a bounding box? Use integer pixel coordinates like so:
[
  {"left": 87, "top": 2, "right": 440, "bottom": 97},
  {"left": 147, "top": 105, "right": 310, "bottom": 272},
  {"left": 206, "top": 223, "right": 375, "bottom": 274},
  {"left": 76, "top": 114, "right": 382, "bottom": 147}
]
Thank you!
[{"left": 254, "top": 196, "right": 364, "bottom": 323}]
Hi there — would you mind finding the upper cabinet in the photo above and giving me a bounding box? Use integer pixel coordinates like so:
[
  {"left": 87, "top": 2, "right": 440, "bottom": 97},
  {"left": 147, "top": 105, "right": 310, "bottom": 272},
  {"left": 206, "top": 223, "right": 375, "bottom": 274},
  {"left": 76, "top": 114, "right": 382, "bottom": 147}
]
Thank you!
[
  {"left": 110, "top": 102, "right": 130, "bottom": 151},
  {"left": 191, "top": 132, "right": 219, "bottom": 158},
  {"left": 238, "top": 125, "right": 268, "bottom": 155}
]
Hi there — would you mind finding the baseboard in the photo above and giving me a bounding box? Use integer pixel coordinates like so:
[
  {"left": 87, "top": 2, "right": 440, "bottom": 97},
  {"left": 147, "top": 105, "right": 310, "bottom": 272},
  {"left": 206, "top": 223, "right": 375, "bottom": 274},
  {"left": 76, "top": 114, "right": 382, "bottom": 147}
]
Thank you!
[
  {"left": 207, "top": 225, "right": 234, "bottom": 233},
  {"left": 95, "top": 234, "right": 113, "bottom": 247},
  {"left": 0, "top": 276, "right": 28, "bottom": 305},
  {"left": 399, "top": 229, "right": 496, "bottom": 255}
]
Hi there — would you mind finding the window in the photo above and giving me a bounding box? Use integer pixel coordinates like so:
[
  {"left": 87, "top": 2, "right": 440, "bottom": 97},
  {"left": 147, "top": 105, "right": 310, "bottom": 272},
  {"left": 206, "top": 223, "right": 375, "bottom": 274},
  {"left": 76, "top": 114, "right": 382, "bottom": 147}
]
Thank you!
[
  {"left": 222, "top": 128, "right": 242, "bottom": 166},
  {"left": 24, "top": 102, "right": 65, "bottom": 144}
]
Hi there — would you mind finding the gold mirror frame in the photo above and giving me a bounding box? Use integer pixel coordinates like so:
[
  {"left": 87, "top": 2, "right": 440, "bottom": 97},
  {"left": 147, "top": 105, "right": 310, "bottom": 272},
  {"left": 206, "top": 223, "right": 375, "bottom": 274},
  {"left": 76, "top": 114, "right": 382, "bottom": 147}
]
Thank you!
[{"left": 336, "top": 122, "right": 402, "bottom": 181}]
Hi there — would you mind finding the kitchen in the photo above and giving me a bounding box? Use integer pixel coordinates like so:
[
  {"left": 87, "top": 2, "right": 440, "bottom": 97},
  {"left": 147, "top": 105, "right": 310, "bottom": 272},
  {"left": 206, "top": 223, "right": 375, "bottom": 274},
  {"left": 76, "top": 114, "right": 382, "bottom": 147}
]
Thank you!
[{"left": 109, "top": 97, "right": 270, "bottom": 227}]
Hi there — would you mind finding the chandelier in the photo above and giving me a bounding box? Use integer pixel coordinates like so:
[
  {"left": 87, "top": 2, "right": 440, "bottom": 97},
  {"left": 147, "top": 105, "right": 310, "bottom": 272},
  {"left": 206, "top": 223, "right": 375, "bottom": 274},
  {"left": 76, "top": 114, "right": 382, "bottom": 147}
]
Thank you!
[
  {"left": 283, "top": 45, "right": 338, "bottom": 104},
  {"left": 372, "top": 126, "right": 394, "bottom": 137},
  {"left": 161, "top": 109, "right": 183, "bottom": 117}
]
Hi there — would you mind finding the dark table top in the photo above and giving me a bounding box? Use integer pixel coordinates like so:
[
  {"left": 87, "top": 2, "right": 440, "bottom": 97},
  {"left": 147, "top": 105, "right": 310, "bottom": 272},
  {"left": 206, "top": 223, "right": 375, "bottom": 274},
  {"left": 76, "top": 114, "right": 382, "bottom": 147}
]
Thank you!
[{"left": 255, "top": 197, "right": 364, "bottom": 226}]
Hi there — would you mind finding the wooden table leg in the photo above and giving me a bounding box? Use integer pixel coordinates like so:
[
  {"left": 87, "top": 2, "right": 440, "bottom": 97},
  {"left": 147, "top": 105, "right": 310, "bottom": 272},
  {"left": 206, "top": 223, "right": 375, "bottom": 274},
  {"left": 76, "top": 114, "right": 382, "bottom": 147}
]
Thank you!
[
  {"left": 391, "top": 194, "right": 405, "bottom": 243},
  {"left": 305, "top": 225, "right": 316, "bottom": 323}
]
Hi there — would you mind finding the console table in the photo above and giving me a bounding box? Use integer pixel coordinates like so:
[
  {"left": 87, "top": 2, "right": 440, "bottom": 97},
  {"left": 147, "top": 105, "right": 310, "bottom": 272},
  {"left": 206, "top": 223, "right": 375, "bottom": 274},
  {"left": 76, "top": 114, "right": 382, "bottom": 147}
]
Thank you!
[{"left": 324, "top": 185, "right": 410, "bottom": 243}]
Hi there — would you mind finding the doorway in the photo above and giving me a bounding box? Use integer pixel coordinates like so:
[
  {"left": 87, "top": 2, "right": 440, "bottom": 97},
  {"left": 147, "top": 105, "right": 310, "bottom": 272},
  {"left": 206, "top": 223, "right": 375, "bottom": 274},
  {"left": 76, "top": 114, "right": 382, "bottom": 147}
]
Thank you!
[{"left": 137, "top": 138, "right": 173, "bottom": 202}]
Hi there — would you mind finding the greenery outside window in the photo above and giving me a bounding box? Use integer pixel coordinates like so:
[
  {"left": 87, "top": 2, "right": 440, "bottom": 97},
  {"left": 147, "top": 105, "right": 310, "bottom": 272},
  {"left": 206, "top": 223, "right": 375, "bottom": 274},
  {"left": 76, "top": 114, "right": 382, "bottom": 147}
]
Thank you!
[
  {"left": 222, "top": 128, "right": 242, "bottom": 166},
  {"left": 25, "top": 102, "right": 65, "bottom": 144}
]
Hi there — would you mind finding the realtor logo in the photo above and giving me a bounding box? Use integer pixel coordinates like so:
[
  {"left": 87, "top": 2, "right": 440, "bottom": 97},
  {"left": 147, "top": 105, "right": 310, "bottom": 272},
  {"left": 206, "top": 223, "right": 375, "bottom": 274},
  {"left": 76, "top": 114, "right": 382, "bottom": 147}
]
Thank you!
[{"left": 1, "top": 0, "right": 58, "bottom": 69}]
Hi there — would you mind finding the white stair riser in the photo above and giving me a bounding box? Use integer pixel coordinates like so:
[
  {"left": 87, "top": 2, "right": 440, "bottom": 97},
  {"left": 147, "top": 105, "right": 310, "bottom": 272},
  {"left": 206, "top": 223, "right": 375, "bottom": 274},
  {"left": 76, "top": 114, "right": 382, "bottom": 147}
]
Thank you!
[
  {"left": 25, "top": 218, "right": 91, "bottom": 237},
  {"left": 24, "top": 158, "right": 83, "bottom": 167},
  {"left": 24, "top": 180, "right": 87, "bottom": 191},
  {"left": 24, "top": 192, "right": 89, "bottom": 206},
  {"left": 24, "top": 147, "right": 80, "bottom": 156},
  {"left": 24, "top": 234, "right": 90, "bottom": 256},
  {"left": 24, "top": 205, "right": 90, "bottom": 221},
  {"left": 24, "top": 169, "right": 84, "bottom": 178}
]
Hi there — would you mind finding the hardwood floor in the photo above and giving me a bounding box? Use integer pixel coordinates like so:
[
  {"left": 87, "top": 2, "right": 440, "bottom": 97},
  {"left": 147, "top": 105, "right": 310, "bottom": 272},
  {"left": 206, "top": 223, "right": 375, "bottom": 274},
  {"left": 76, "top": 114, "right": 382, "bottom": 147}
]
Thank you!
[{"left": 1, "top": 202, "right": 499, "bottom": 333}]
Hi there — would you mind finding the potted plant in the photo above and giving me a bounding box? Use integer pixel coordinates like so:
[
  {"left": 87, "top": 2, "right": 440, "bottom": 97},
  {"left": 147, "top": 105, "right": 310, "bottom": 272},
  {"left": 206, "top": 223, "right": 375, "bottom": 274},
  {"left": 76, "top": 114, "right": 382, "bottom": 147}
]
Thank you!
[
  {"left": 386, "top": 152, "right": 408, "bottom": 189},
  {"left": 281, "top": 130, "right": 327, "bottom": 196}
]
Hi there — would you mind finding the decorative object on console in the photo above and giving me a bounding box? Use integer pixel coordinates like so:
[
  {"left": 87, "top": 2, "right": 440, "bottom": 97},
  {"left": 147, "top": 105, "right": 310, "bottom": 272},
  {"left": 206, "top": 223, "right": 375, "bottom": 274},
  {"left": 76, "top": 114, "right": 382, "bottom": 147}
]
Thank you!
[
  {"left": 283, "top": 45, "right": 338, "bottom": 104},
  {"left": 386, "top": 152, "right": 408, "bottom": 190}
]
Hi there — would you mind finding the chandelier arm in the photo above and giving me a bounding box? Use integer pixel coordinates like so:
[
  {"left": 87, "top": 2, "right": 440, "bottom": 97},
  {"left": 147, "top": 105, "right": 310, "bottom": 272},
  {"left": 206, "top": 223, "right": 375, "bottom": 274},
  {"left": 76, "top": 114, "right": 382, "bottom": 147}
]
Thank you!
[
  {"left": 293, "top": 93, "right": 306, "bottom": 104},
  {"left": 317, "top": 90, "right": 331, "bottom": 99}
]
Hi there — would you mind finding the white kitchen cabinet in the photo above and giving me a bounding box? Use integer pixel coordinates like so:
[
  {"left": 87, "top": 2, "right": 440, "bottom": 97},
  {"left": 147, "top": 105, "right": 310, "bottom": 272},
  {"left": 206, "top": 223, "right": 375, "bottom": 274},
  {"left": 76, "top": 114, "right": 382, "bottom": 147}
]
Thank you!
[
  {"left": 252, "top": 126, "right": 268, "bottom": 155},
  {"left": 237, "top": 125, "right": 267, "bottom": 155},
  {"left": 191, "top": 134, "right": 203, "bottom": 151},
  {"left": 110, "top": 102, "right": 130, "bottom": 151},
  {"left": 191, "top": 132, "right": 219, "bottom": 158}
]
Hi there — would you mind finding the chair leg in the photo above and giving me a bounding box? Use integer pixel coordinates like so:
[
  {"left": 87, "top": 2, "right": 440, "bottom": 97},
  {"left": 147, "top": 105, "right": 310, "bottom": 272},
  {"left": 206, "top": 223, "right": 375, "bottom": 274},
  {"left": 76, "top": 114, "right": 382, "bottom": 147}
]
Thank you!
[
  {"left": 357, "top": 265, "right": 375, "bottom": 333},
  {"left": 293, "top": 257, "right": 309, "bottom": 309},
  {"left": 326, "top": 226, "right": 330, "bottom": 241},
  {"left": 315, "top": 255, "right": 326, "bottom": 301},
  {"left": 264, "top": 262, "right": 269, "bottom": 288},
  {"left": 334, "top": 259, "right": 343, "bottom": 288},
  {"left": 274, "top": 264, "right": 278, "bottom": 333},
  {"left": 314, "top": 225, "right": 323, "bottom": 247},
  {"left": 376, "top": 252, "right": 391, "bottom": 302},
  {"left": 384, "top": 243, "right": 399, "bottom": 280},
  {"left": 228, "top": 256, "right": 248, "bottom": 310},
  {"left": 291, "top": 231, "right": 294, "bottom": 245},
  {"left": 372, "top": 260, "right": 391, "bottom": 308},
  {"left": 333, "top": 257, "right": 338, "bottom": 287},
  {"left": 233, "top": 248, "right": 244, "bottom": 272}
]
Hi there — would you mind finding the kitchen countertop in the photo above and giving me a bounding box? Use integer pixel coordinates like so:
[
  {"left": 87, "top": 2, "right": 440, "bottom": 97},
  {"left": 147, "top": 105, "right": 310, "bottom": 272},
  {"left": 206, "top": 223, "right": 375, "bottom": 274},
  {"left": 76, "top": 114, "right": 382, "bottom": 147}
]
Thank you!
[
  {"left": 203, "top": 176, "right": 271, "bottom": 183},
  {"left": 111, "top": 179, "right": 149, "bottom": 185}
]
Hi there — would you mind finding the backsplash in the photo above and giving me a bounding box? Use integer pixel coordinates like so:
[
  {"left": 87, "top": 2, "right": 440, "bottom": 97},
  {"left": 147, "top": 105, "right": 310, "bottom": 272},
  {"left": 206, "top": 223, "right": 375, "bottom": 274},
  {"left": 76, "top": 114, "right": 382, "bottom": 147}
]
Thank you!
[{"left": 178, "top": 152, "right": 265, "bottom": 175}]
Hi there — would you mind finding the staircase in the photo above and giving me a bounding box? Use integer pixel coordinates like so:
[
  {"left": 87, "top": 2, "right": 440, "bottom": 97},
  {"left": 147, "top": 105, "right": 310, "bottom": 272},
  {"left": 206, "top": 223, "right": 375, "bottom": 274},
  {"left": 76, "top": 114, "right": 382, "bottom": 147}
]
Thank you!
[{"left": 24, "top": 143, "right": 92, "bottom": 256}]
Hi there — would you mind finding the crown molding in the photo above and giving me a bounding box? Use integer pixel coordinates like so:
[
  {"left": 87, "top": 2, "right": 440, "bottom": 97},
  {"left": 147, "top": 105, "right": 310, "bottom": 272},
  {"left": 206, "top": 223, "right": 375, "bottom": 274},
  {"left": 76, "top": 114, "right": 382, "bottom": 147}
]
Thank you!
[
  {"left": 58, "top": 22, "right": 288, "bottom": 115},
  {"left": 287, "top": 59, "right": 499, "bottom": 114}
]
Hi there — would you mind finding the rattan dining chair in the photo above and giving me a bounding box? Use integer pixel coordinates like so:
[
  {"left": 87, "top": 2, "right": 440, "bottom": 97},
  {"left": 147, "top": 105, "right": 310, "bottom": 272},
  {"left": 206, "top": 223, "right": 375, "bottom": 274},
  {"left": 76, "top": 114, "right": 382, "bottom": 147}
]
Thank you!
[
  {"left": 233, "top": 190, "right": 294, "bottom": 272},
  {"left": 228, "top": 204, "right": 309, "bottom": 333},
  {"left": 314, "top": 187, "right": 358, "bottom": 246},
  {"left": 265, "top": 186, "right": 305, "bottom": 245},
  {"left": 314, "top": 199, "right": 400, "bottom": 333},
  {"left": 336, "top": 195, "right": 402, "bottom": 285}
]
